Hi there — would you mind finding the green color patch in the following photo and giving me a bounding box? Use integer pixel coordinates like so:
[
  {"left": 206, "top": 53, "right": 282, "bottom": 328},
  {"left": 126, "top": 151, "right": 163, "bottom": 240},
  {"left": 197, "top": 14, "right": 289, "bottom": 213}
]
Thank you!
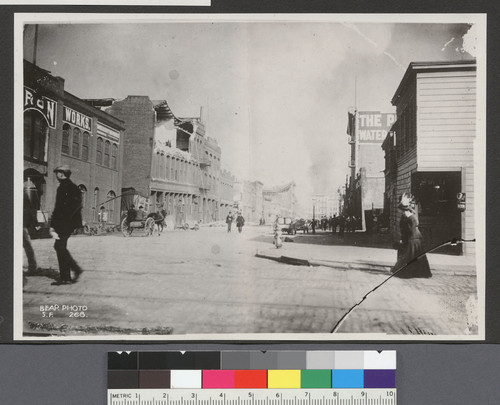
[{"left": 300, "top": 370, "right": 332, "bottom": 388}]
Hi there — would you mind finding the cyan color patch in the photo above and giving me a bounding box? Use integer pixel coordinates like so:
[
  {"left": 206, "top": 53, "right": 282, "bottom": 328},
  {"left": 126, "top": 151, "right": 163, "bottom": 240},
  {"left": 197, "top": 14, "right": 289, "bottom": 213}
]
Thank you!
[{"left": 331, "top": 370, "right": 364, "bottom": 388}]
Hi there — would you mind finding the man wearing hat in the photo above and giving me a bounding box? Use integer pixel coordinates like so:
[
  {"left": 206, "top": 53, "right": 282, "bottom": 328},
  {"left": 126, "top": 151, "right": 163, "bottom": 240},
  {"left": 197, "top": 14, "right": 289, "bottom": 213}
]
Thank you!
[{"left": 50, "top": 165, "right": 83, "bottom": 285}]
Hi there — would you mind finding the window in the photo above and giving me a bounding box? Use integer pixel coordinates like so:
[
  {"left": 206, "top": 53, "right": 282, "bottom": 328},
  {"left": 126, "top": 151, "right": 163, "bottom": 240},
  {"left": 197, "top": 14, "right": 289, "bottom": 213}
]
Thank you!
[
  {"left": 72, "top": 128, "right": 81, "bottom": 157},
  {"left": 104, "top": 140, "right": 111, "bottom": 167},
  {"left": 111, "top": 143, "right": 118, "bottom": 169},
  {"left": 78, "top": 184, "right": 87, "bottom": 221},
  {"left": 82, "top": 132, "right": 90, "bottom": 161},
  {"left": 96, "top": 137, "right": 103, "bottom": 165},
  {"left": 106, "top": 191, "right": 116, "bottom": 223},
  {"left": 62, "top": 123, "right": 71, "bottom": 155},
  {"left": 24, "top": 111, "right": 49, "bottom": 162},
  {"left": 93, "top": 187, "right": 100, "bottom": 222}
]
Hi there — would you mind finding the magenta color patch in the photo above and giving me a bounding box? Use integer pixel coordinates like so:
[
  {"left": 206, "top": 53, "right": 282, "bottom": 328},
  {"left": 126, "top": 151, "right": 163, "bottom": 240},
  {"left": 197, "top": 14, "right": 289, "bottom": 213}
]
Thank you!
[{"left": 202, "top": 370, "right": 235, "bottom": 388}]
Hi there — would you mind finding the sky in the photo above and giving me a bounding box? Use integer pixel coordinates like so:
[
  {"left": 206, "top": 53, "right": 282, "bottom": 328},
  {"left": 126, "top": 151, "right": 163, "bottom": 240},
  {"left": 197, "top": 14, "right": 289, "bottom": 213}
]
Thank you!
[{"left": 23, "top": 16, "right": 477, "bottom": 215}]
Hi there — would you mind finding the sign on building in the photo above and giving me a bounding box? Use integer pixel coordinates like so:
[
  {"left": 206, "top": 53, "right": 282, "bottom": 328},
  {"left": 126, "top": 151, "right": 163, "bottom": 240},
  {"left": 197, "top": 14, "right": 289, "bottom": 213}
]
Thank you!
[
  {"left": 63, "top": 106, "right": 92, "bottom": 131},
  {"left": 358, "top": 111, "right": 396, "bottom": 143},
  {"left": 24, "top": 87, "right": 57, "bottom": 128}
]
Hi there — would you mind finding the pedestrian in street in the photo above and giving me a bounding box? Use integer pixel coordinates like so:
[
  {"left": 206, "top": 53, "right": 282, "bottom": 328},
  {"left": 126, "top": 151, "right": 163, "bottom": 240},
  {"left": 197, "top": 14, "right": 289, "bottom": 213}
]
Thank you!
[
  {"left": 226, "top": 211, "right": 234, "bottom": 232},
  {"left": 273, "top": 215, "right": 283, "bottom": 248},
  {"left": 338, "top": 215, "right": 345, "bottom": 238},
  {"left": 391, "top": 193, "right": 432, "bottom": 278},
  {"left": 50, "top": 165, "right": 83, "bottom": 285},
  {"left": 23, "top": 178, "right": 41, "bottom": 283},
  {"left": 236, "top": 212, "right": 245, "bottom": 233},
  {"left": 136, "top": 205, "right": 146, "bottom": 221},
  {"left": 126, "top": 204, "right": 137, "bottom": 223}
]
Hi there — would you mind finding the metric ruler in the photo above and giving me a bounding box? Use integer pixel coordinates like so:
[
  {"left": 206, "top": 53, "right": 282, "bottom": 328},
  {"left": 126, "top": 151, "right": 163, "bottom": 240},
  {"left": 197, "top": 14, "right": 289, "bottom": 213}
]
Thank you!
[{"left": 108, "top": 389, "right": 397, "bottom": 405}]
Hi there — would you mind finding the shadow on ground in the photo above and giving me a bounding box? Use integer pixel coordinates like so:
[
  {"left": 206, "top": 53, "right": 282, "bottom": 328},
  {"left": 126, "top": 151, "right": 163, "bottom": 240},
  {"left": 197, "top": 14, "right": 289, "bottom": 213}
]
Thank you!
[{"left": 250, "top": 230, "right": 394, "bottom": 249}]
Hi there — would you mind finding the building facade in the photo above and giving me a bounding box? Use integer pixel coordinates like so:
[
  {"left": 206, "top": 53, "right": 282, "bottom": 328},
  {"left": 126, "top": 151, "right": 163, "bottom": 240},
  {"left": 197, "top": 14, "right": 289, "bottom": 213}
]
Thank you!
[
  {"left": 262, "top": 181, "right": 297, "bottom": 221},
  {"left": 23, "top": 60, "right": 125, "bottom": 231},
  {"left": 104, "top": 96, "right": 234, "bottom": 225},
  {"left": 345, "top": 110, "right": 396, "bottom": 231},
  {"left": 309, "top": 194, "right": 337, "bottom": 219},
  {"left": 383, "top": 60, "right": 476, "bottom": 256},
  {"left": 233, "top": 180, "right": 264, "bottom": 224}
]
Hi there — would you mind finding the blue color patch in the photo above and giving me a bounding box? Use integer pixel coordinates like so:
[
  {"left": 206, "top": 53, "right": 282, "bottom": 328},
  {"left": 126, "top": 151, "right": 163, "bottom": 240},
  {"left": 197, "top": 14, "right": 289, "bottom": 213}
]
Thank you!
[{"left": 331, "top": 370, "right": 364, "bottom": 388}]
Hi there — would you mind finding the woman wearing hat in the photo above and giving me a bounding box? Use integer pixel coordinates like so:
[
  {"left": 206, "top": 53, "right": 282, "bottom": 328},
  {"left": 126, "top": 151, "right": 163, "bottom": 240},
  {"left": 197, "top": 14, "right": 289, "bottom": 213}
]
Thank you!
[{"left": 391, "top": 193, "right": 432, "bottom": 278}]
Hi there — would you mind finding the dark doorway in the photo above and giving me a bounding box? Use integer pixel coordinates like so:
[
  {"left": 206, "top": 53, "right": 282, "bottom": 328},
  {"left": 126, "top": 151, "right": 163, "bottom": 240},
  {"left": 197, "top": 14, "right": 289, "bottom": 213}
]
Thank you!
[{"left": 412, "top": 171, "right": 462, "bottom": 255}]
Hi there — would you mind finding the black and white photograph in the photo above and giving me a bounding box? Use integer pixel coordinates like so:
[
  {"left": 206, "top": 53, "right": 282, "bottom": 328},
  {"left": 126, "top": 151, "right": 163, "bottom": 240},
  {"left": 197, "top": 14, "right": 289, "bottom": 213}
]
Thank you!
[{"left": 16, "top": 13, "right": 486, "bottom": 341}]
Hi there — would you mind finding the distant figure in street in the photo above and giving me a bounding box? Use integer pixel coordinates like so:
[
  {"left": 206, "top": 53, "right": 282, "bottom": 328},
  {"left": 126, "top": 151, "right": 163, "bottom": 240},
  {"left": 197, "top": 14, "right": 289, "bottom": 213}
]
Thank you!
[
  {"left": 236, "top": 213, "right": 245, "bottom": 233},
  {"left": 273, "top": 215, "right": 283, "bottom": 248},
  {"left": 126, "top": 204, "right": 137, "bottom": 223},
  {"left": 136, "top": 205, "right": 146, "bottom": 221},
  {"left": 23, "top": 178, "right": 41, "bottom": 284},
  {"left": 226, "top": 211, "right": 234, "bottom": 232},
  {"left": 338, "top": 215, "right": 345, "bottom": 238},
  {"left": 391, "top": 193, "right": 432, "bottom": 278},
  {"left": 311, "top": 218, "right": 316, "bottom": 234},
  {"left": 50, "top": 165, "right": 83, "bottom": 285}
]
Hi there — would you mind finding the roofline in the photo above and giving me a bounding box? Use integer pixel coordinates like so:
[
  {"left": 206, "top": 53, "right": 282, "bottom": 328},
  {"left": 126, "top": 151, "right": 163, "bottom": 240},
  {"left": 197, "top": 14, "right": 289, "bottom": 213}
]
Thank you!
[
  {"left": 64, "top": 91, "right": 126, "bottom": 130},
  {"left": 391, "top": 60, "right": 476, "bottom": 105}
]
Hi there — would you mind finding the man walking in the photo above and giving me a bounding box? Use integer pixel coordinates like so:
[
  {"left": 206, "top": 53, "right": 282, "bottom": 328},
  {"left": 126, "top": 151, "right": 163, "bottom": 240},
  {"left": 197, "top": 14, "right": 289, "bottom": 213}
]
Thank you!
[
  {"left": 226, "top": 211, "right": 234, "bottom": 232},
  {"left": 50, "top": 165, "right": 83, "bottom": 285}
]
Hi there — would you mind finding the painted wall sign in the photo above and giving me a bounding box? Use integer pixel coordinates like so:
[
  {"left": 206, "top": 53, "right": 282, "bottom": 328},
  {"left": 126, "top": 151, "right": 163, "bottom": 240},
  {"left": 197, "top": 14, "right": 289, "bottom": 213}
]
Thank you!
[
  {"left": 23, "top": 87, "right": 57, "bottom": 128},
  {"left": 63, "top": 106, "right": 92, "bottom": 131},
  {"left": 97, "top": 122, "right": 120, "bottom": 141},
  {"left": 358, "top": 111, "right": 396, "bottom": 143}
]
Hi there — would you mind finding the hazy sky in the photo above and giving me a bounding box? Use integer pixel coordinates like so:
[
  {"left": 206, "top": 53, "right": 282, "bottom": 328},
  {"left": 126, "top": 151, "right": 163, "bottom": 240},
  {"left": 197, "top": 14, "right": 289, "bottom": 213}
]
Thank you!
[{"left": 24, "top": 16, "right": 476, "bottom": 213}]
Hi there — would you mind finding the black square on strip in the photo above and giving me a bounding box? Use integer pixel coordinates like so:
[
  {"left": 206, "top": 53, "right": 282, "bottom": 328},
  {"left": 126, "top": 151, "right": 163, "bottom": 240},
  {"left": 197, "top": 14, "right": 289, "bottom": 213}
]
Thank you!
[
  {"left": 192, "top": 351, "right": 221, "bottom": 369},
  {"left": 108, "top": 352, "right": 138, "bottom": 370},
  {"left": 108, "top": 371, "right": 139, "bottom": 389},
  {"left": 139, "top": 352, "right": 171, "bottom": 369}
]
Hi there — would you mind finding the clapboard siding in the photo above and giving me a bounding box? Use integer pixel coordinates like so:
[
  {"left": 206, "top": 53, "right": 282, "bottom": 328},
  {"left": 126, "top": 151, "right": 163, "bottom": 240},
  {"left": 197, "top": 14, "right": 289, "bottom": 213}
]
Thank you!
[{"left": 417, "top": 70, "right": 476, "bottom": 170}]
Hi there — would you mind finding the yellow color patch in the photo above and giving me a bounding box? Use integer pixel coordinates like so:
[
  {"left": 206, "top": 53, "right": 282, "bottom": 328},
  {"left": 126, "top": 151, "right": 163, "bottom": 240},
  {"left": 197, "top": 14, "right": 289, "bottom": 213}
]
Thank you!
[{"left": 268, "top": 370, "right": 301, "bottom": 388}]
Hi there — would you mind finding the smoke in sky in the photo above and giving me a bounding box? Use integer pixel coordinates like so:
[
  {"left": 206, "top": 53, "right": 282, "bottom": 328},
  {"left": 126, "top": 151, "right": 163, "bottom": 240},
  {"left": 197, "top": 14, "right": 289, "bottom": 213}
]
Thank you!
[{"left": 26, "top": 18, "right": 479, "bottom": 209}]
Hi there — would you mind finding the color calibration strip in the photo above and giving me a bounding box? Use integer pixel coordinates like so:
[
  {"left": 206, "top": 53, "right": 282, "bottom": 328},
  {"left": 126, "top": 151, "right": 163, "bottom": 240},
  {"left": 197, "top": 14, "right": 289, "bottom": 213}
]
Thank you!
[{"left": 108, "top": 351, "right": 396, "bottom": 389}]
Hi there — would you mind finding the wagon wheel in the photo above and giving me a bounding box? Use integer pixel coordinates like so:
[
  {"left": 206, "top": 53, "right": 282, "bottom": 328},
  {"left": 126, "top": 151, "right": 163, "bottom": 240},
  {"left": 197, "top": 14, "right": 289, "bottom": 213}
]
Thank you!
[
  {"left": 144, "top": 217, "right": 155, "bottom": 236},
  {"left": 121, "top": 217, "right": 132, "bottom": 237}
]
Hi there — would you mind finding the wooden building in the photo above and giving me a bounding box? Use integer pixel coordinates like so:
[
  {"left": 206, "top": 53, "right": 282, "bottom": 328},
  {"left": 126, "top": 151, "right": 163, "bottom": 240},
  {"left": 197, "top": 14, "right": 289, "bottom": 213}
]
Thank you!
[{"left": 383, "top": 60, "right": 476, "bottom": 256}]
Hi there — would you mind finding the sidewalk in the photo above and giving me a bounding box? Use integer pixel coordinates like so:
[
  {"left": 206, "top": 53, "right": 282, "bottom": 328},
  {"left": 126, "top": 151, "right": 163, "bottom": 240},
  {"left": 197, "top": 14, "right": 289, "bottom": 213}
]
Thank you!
[{"left": 256, "top": 236, "right": 476, "bottom": 276}]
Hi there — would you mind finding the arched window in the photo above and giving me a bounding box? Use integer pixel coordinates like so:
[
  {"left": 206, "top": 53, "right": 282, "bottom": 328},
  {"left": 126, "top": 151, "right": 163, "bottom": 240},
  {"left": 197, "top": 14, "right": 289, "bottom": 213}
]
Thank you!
[
  {"left": 24, "top": 111, "right": 49, "bottom": 162},
  {"left": 96, "top": 137, "right": 103, "bottom": 165},
  {"left": 104, "top": 140, "right": 111, "bottom": 167},
  {"left": 106, "top": 191, "right": 116, "bottom": 223},
  {"left": 82, "top": 132, "right": 90, "bottom": 161},
  {"left": 62, "top": 123, "right": 71, "bottom": 155},
  {"left": 78, "top": 184, "right": 87, "bottom": 222},
  {"left": 93, "top": 187, "right": 99, "bottom": 222},
  {"left": 111, "top": 143, "right": 118, "bottom": 169},
  {"left": 72, "top": 127, "right": 81, "bottom": 157}
]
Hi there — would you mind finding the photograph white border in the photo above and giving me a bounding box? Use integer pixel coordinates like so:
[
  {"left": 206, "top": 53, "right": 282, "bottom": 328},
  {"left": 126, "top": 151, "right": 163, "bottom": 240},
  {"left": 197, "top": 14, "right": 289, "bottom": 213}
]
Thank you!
[{"left": 13, "top": 12, "right": 487, "bottom": 341}]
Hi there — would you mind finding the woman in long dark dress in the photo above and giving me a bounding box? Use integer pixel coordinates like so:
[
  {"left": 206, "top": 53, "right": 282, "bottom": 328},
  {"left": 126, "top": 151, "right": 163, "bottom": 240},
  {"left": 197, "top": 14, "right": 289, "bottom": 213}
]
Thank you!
[{"left": 392, "top": 196, "right": 432, "bottom": 278}]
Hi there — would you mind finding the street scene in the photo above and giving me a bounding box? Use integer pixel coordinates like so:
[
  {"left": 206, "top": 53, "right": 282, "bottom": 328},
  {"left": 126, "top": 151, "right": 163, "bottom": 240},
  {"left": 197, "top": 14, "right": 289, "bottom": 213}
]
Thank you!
[
  {"left": 18, "top": 15, "right": 484, "bottom": 340},
  {"left": 23, "top": 224, "right": 477, "bottom": 337}
]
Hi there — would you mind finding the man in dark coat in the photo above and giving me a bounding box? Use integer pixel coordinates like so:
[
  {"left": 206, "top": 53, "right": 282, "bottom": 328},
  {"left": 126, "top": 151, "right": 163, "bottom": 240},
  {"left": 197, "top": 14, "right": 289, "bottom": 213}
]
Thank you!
[{"left": 50, "top": 165, "right": 83, "bottom": 285}]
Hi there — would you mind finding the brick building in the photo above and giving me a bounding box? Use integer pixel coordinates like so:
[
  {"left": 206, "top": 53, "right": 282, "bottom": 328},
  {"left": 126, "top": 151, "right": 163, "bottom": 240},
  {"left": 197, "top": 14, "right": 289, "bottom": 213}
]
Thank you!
[
  {"left": 382, "top": 60, "right": 477, "bottom": 256},
  {"left": 23, "top": 60, "right": 125, "bottom": 232},
  {"left": 103, "top": 96, "right": 234, "bottom": 225}
]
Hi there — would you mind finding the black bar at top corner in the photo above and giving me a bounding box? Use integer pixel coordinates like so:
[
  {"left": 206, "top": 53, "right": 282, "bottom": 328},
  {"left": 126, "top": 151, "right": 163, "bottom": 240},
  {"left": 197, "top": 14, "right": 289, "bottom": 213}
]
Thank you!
[
  {"left": 108, "top": 351, "right": 138, "bottom": 370},
  {"left": 138, "top": 351, "right": 221, "bottom": 370}
]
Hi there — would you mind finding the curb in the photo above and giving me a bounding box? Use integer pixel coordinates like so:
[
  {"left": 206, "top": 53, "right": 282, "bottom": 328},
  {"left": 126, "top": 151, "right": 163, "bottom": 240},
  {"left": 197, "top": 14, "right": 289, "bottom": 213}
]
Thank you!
[{"left": 255, "top": 250, "right": 475, "bottom": 276}]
